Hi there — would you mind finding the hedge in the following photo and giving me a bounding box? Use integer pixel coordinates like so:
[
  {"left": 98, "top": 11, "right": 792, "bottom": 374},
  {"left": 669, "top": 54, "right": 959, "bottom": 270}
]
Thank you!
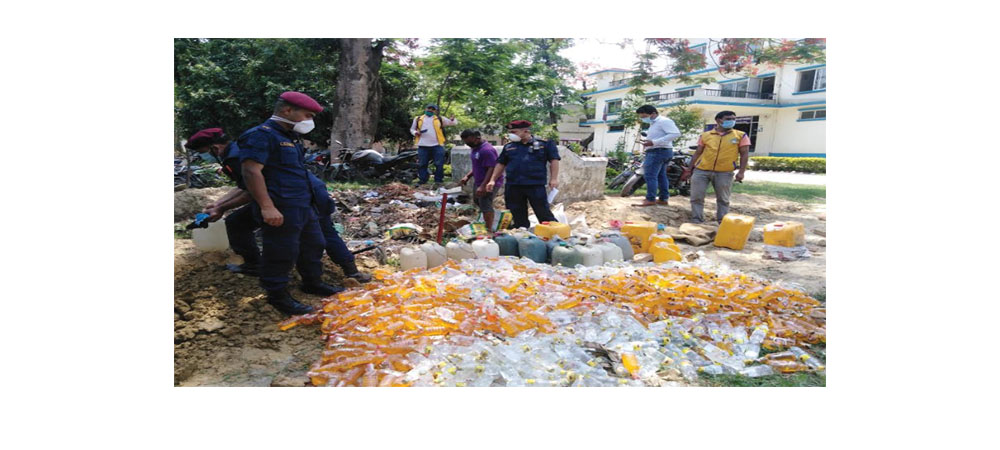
[{"left": 749, "top": 157, "right": 825, "bottom": 174}]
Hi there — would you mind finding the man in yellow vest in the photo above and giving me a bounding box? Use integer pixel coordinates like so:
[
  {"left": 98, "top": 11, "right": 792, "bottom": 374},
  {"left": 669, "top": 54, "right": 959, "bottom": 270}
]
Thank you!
[
  {"left": 686, "top": 110, "right": 751, "bottom": 223},
  {"left": 410, "top": 104, "right": 457, "bottom": 186}
]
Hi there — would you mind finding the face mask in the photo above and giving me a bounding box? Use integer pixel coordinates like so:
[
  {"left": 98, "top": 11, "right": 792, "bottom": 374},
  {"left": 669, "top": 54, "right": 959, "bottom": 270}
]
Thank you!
[
  {"left": 293, "top": 119, "right": 315, "bottom": 134},
  {"left": 640, "top": 117, "right": 652, "bottom": 124},
  {"left": 270, "top": 115, "right": 315, "bottom": 134},
  {"left": 424, "top": 111, "right": 435, "bottom": 117},
  {"left": 507, "top": 133, "right": 521, "bottom": 142},
  {"left": 721, "top": 120, "right": 736, "bottom": 129}
]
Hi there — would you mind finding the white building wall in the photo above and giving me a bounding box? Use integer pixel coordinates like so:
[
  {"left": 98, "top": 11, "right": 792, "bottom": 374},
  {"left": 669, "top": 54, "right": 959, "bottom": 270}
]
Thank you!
[{"left": 770, "top": 107, "right": 826, "bottom": 156}]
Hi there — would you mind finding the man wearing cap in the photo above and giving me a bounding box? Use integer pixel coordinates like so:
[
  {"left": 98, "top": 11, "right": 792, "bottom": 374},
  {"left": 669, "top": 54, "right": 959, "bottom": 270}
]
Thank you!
[
  {"left": 410, "top": 104, "right": 457, "bottom": 186},
  {"left": 485, "top": 120, "right": 560, "bottom": 229},
  {"left": 186, "top": 127, "right": 371, "bottom": 284},
  {"left": 238, "top": 92, "right": 344, "bottom": 315}
]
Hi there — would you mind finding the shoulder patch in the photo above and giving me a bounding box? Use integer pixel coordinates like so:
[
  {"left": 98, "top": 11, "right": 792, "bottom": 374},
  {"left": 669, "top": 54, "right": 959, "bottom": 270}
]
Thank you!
[
  {"left": 279, "top": 141, "right": 296, "bottom": 147},
  {"left": 261, "top": 125, "right": 271, "bottom": 130}
]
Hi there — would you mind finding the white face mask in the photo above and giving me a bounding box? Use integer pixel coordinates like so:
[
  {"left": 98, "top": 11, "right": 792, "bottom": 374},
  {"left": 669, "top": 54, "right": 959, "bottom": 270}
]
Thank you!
[
  {"left": 270, "top": 115, "right": 315, "bottom": 134},
  {"left": 293, "top": 119, "right": 315, "bottom": 134},
  {"left": 507, "top": 132, "right": 521, "bottom": 142}
]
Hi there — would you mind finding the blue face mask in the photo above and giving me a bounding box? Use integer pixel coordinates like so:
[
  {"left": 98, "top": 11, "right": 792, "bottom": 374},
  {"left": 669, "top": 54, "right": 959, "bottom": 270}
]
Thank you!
[
  {"left": 721, "top": 120, "right": 736, "bottom": 129},
  {"left": 424, "top": 111, "right": 435, "bottom": 117},
  {"left": 640, "top": 117, "right": 653, "bottom": 124}
]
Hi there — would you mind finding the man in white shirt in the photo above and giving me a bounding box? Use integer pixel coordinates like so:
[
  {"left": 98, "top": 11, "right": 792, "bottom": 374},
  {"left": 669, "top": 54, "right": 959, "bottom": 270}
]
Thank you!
[
  {"left": 410, "top": 104, "right": 458, "bottom": 186},
  {"left": 633, "top": 105, "right": 681, "bottom": 207}
]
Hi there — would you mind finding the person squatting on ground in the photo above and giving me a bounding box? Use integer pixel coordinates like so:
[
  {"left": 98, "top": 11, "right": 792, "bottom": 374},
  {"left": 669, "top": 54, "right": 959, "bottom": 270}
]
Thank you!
[
  {"left": 686, "top": 110, "right": 750, "bottom": 223},
  {"left": 485, "top": 120, "right": 560, "bottom": 230}
]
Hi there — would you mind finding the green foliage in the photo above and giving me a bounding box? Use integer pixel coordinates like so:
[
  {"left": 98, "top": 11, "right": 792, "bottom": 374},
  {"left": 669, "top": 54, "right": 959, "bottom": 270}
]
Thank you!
[
  {"left": 727, "top": 181, "right": 826, "bottom": 203},
  {"left": 699, "top": 372, "right": 826, "bottom": 387},
  {"left": 375, "top": 62, "right": 421, "bottom": 145},
  {"left": 174, "top": 38, "right": 340, "bottom": 146},
  {"left": 664, "top": 101, "right": 706, "bottom": 148},
  {"left": 538, "top": 126, "right": 560, "bottom": 142},
  {"left": 416, "top": 39, "right": 579, "bottom": 136},
  {"left": 606, "top": 150, "right": 632, "bottom": 165},
  {"left": 749, "top": 156, "right": 826, "bottom": 173},
  {"left": 605, "top": 167, "right": 620, "bottom": 181},
  {"left": 443, "top": 164, "right": 452, "bottom": 177},
  {"left": 567, "top": 142, "right": 583, "bottom": 154}
]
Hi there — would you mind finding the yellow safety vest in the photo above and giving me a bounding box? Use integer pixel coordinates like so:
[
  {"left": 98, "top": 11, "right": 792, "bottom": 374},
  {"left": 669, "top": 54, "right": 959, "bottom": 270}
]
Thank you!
[
  {"left": 696, "top": 129, "right": 747, "bottom": 172},
  {"left": 414, "top": 115, "right": 447, "bottom": 146}
]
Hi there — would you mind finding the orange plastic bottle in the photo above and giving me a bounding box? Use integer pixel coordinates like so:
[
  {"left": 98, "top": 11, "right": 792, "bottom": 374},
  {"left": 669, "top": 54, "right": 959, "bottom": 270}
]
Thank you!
[{"left": 621, "top": 352, "right": 640, "bottom": 378}]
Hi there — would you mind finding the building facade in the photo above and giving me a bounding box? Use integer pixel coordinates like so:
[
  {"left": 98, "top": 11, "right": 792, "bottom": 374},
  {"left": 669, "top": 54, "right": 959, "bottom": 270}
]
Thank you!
[{"left": 580, "top": 39, "right": 826, "bottom": 157}]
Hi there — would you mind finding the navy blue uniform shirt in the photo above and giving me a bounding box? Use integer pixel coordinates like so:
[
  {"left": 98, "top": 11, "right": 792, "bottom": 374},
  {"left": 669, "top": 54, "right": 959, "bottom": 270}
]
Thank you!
[
  {"left": 237, "top": 119, "right": 313, "bottom": 208},
  {"left": 218, "top": 142, "right": 247, "bottom": 190},
  {"left": 496, "top": 137, "right": 560, "bottom": 186}
]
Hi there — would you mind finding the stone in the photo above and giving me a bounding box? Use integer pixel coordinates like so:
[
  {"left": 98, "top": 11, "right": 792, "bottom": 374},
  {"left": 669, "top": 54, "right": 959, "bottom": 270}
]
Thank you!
[
  {"left": 270, "top": 374, "right": 310, "bottom": 387},
  {"left": 182, "top": 311, "right": 202, "bottom": 321},
  {"left": 174, "top": 299, "right": 191, "bottom": 313},
  {"left": 748, "top": 228, "right": 764, "bottom": 242},
  {"left": 198, "top": 317, "right": 226, "bottom": 333},
  {"left": 812, "top": 228, "right": 826, "bottom": 237}
]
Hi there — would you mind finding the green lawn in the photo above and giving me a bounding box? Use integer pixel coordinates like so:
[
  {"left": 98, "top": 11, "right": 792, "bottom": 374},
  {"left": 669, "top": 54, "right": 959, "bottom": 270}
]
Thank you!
[
  {"left": 606, "top": 181, "right": 825, "bottom": 204},
  {"left": 699, "top": 371, "right": 826, "bottom": 387}
]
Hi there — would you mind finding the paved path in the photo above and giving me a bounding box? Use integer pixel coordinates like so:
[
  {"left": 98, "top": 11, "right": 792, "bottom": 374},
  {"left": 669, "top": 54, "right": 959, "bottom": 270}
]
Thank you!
[{"left": 744, "top": 170, "right": 826, "bottom": 186}]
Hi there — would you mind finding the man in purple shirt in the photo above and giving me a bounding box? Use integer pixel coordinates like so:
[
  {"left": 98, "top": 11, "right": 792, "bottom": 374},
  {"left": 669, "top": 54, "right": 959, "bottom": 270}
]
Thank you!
[{"left": 459, "top": 129, "right": 504, "bottom": 232}]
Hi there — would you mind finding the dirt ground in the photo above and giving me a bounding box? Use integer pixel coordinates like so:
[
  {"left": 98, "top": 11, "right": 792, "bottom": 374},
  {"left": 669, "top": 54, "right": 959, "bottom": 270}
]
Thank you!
[
  {"left": 174, "top": 190, "right": 825, "bottom": 386},
  {"left": 565, "top": 192, "right": 826, "bottom": 294}
]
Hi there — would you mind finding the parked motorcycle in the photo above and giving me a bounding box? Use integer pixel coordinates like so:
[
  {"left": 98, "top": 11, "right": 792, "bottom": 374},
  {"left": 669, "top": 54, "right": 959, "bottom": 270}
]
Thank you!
[
  {"left": 620, "top": 146, "right": 693, "bottom": 198},
  {"left": 322, "top": 141, "right": 419, "bottom": 183},
  {"left": 174, "top": 158, "right": 228, "bottom": 190}
]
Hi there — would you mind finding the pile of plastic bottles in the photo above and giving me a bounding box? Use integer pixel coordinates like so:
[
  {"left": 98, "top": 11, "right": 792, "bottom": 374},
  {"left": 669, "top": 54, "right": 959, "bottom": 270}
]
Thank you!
[{"left": 280, "top": 257, "right": 825, "bottom": 387}]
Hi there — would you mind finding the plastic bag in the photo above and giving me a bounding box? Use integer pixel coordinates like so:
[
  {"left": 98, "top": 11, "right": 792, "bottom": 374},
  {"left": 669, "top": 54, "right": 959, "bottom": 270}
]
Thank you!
[
  {"left": 386, "top": 223, "right": 423, "bottom": 240},
  {"left": 762, "top": 245, "right": 811, "bottom": 261}
]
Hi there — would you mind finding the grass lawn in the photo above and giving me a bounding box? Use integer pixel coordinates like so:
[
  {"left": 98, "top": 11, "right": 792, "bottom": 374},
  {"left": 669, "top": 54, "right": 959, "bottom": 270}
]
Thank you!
[
  {"left": 606, "top": 181, "right": 825, "bottom": 204},
  {"left": 699, "top": 371, "right": 826, "bottom": 387}
]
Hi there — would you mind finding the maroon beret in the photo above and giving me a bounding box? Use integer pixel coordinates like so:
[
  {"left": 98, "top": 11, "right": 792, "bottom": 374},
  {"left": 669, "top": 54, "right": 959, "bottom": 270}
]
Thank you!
[
  {"left": 507, "top": 120, "right": 532, "bottom": 129},
  {"left": 279, "top": 91, "right": 323, "bottom": 113},
  {"left": 185, "top": 128, "right": 225, "bottom": 149}
]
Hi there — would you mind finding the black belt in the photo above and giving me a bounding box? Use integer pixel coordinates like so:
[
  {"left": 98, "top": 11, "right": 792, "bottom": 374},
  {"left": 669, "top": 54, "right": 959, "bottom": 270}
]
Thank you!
[{"left": 648, "top": 147, "right": 673, "bottom": 151}]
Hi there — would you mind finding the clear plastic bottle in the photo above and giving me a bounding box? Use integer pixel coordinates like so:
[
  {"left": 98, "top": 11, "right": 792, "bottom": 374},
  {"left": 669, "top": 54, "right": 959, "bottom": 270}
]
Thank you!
[
  {"left": 789, "top": 346, "right": 825, "bottom": 370},
  {"left": 740, "top": 365, "right": 774, "bottom": 377}
]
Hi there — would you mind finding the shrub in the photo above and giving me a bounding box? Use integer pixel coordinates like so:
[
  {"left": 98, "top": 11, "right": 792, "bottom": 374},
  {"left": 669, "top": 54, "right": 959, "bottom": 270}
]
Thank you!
[
  {"left": 749, "top": 157, "right": 825, "bottom": 174},
  {"left": 605, "top": 167, "right": 621, "bottom": 182}
]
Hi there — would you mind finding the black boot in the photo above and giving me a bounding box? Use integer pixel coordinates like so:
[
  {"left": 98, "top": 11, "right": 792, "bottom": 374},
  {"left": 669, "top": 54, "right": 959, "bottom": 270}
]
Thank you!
[
  {"left": 301, "top": 282, "right": 346, "bottom": 297},
  {"left": 345, "top": 272, "right": 372, "bottom": 283},
  {"left": 267, "top": 289, "right": 315, "bottom": 315},
  {"left": 225, "top": 263, "right": 259, "bottom": 276}
]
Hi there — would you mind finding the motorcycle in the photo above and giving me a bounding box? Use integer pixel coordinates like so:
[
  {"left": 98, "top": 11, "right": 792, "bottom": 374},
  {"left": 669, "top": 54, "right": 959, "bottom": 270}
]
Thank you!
[
  {"left": 607, "top": 153, "right": 642, "bottom": 190},
  {"left": 322, "top": 141, "right": 419, "bottom": 183},
  {"left": 174, "top": 157, "right": 228, "bottom": 190},
  {"left": 620, "top": 145, "right": 693, "bottom": 198}
]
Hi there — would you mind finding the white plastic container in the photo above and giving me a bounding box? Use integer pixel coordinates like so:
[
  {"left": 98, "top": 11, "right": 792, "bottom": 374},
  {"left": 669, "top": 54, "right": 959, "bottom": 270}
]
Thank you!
[
  {"left": 420, "top": 241, "right": 447, "bottom": 268},
  {"left": 400, "top": 246, "right": 428, "bottom": 271},
  {"left": 578, "top": 244, "right": 604, "bottom": 267},
  {"left": 192, "top": 220, "right": 230, "bottom": 252},
  {"left": 446, "top": 240, "right": 476, "bottom": 261},
  {"left": 597, "top": 240, "right": 624, "bottom": 263},
  {"left": 471, "top": 237, "right": 500, "bottom": 259}
]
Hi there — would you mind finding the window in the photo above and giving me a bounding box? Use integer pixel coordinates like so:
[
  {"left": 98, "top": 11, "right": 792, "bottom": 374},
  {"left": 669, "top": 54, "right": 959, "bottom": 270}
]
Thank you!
[
  {"left": 799, "top": 109, "right": 826, "bottom": 120},
  {"left": 678, "top": 89, "right": 695, "bottom": 98},
  {"left": 721, "top": 80, "right": 749, "bottom": 98},
  {"left": 609, "top": 124, "right": 625, "bottom": 132},
  {"left": 797, "top": 67, "right": 826, "bottom": 92},
  {"left": 606, "top": 100, "right": 623, "bottom": 114}
]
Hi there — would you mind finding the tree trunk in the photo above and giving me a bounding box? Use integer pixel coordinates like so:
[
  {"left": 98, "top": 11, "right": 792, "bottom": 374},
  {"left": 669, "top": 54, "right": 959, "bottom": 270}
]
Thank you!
[{"left": 331, "top": 39, "right": 387, "bottom": 150}]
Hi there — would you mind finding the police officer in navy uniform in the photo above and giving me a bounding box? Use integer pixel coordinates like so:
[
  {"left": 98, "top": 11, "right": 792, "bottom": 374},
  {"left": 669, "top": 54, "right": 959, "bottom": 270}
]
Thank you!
[
  {"left": 187, "top": 128, "right": 372, "bottom": 283},
  {"left": 485, "top": 120, "right": 560, "bottom": 229},
  {"left": 238, "top": 92, "right": 343, "bottom": 315}
]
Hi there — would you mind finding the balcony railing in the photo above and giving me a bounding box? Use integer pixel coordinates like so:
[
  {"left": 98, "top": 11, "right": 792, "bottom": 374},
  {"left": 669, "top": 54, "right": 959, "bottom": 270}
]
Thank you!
[
  {"left": 609, "top": 79, "right": 629, "bottom": 87},
  {"left": 703, "top": 89, "right": 775, "bottom": 100},
  {"left": 645, "top": 91, "right": 696, "bottom": 102}
]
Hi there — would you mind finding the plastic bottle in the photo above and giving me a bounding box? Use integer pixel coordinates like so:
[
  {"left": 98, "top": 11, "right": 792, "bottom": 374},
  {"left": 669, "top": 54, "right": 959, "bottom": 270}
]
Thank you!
[
  {"left": 620, "top": 221, "right": 657, "bottom": 253},
  {"left": 191, "top": 220, "right": 230, "bottom": 252},
  {"left": 493, "top": 233, "right": 520, "bottom": 257},
  {"left": 399, "top": 246, "right": 428, "bottom": 271},
  {"left": 420, "top": 241, "right": 447, "bottom": 268},
  {"left": 763, "top": 221, "right": 806, "bottom": 247},
  {"left": 517, "top": 235, "right": 547, "bottom": 263},
  {"left": 551, "top": 243, "right": 583, "bottom": 267},
  {"left": 346, "top": 239, "right": 375, "bottom": 248},
  {"left": 651, "top": 241, "right": 682, "bottom": 263},
  {"left": 578, "top": 242, "right": 603, "bottom": 267},
  {"left": 789, "top": 346, "right": 825, "bottom": 370},
  {"left": 545, "top": 236, "right": 565, "bottom": 262},
  {"left": 471, "top": 236, "right": 500, "bottom": 259},
  {"left": 740, "top": 365, "right": 774, "bottom": 377},
  {"left": 534, "top": 221, "right": 571, "bottom": 240},
  {"left": 446, "top": 240, "right": 476, "bottom": 261},
  {"left": 602, "top": 232, "right": 634, "bottom": 261},
  {"left": 621, "top": 352, "right": 640, "bottom": 378},
  {"left": 713, "top": 214, "right": 756, "bottom": 250}
]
